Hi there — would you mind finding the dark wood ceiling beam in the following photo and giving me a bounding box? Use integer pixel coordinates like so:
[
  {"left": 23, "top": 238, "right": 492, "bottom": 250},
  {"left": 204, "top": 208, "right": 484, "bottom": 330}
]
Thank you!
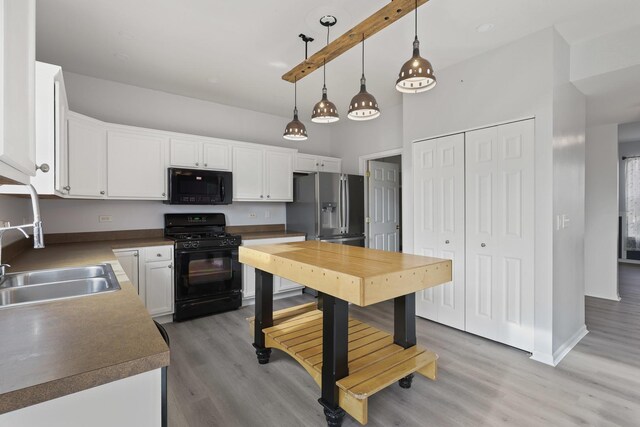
[{"left": 282, "top": 0, "right": 430, "bottom": 83}]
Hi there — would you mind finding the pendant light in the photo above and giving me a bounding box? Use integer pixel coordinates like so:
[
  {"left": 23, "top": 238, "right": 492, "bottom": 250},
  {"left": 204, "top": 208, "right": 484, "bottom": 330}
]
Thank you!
[
  {"left": 283, "top": 78, "right": 307, "bottom": 141},
  {"left": 348, "top": 35, "right": 380, "bottom": 121},
  {"left": 311, "top": 16, "right": 339, "bottom": 123},
  {"left": 396, "top": 0, "right": 436, "bottom": 93}
]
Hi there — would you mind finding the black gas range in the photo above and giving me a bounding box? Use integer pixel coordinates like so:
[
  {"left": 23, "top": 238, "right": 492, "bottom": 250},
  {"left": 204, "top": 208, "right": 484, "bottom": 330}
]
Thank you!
[{"left": 165, "top": 213, "right": 242, "bottom": 321}]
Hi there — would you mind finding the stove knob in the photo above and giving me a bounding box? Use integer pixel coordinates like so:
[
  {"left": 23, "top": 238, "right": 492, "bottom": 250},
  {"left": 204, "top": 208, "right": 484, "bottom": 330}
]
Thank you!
[{"left": 193, "top": 241, "right": 200, "bottom": 248}]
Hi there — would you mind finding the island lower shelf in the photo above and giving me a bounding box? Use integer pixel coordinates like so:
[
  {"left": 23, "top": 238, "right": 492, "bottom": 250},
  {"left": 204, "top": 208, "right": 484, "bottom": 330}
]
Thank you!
[{"left": 248, "top": 302, "right": 438, "bottom": 425}]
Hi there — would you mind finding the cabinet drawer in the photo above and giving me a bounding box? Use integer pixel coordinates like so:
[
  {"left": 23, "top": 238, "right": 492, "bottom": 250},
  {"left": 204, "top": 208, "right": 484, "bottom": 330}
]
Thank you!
[{"left": 144, "top": 245, "right": 173, "bottom": 262}]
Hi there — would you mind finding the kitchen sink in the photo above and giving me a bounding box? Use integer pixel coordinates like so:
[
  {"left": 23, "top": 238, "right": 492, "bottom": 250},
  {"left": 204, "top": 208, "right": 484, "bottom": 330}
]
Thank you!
[{"left": 0, "top": 264, "right": 121, "bottom": 308}]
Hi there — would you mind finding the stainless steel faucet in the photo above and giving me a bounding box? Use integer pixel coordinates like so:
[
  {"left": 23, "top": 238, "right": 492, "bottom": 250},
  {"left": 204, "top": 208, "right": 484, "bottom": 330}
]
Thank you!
[{"left": 0, "top": 184, "right": 45, "bottom": 276}]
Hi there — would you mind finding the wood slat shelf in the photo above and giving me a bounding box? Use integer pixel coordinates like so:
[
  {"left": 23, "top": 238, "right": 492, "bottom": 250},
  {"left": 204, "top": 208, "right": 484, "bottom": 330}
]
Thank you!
[{"left": 248, "top": 303, "right": 437, "bottom": 425}]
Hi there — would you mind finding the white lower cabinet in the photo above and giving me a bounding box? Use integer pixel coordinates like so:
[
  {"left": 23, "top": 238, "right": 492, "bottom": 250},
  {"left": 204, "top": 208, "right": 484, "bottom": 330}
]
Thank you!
[
  {"left": 413, "top": 119, "right": 534, "bottom": 351},
  {"left": 241, "top": 236, "right": 305, "bottom": 303},
  {"left": 115, "top": 245, "right": 174, "bottom": 318}
]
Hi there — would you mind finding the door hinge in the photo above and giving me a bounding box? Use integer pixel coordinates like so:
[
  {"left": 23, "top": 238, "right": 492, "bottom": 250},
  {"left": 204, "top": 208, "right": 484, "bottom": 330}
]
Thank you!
[
  {"left": 365, "top": 170, "right": 371, "bottom": 178},
  {"left": 365, "top": 217, "right": 371, "bottom": 223}
]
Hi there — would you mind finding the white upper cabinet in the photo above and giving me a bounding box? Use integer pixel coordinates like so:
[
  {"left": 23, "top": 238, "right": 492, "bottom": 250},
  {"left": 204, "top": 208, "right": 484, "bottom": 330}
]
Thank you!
[
  {"left": 170, "top": 138, "right": 200, "bottom": 168},
  {"left": 265, "top": 150, "right": 293, "bottom": 201},
  {"left": 0, "top": 0, "right": 36, "bottom": 184},
  {"left": 170, "top": 137, "right": 232, "bottom": 171},
  {"left": 233, "top": 146, "right": 264, "bottom": 200},
  {"left": 0, "top": 61, "right": 68, "bottom": 196},
  {"left": 107, "top": 129, "right": 167, "bottom": 199},
  {"left": 233, "top": 145, "right": 294, "bottom": 202},
  {"left": 294, "top": 153, "right": 341, "bottom": 173},
  {"left": 67, "top": 113, "right": 106, "bottom": 198}
]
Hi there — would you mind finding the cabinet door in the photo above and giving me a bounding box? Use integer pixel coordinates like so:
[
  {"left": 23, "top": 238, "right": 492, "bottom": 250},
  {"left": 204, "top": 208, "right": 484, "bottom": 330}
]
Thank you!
[
  {"left": 202, "top": 140, "right": 231, "bottom": 171},
  {"left": 170, "top": 138, "right": 201, "bottom": 168},
  {"left": 294, "top": 153, "right": 319, "bottom": 173},
  {"left": 232, "top": 146, "right": 264, "bottom": 200},
  {"left": 67, "top": 115, "right": 106, "bottom": 197},
  {"left": 145, "top": 260, "right": 174, "bottom": 317},
  {"left": 107, "top": 130, "right": 167, "bottom": 199},
  {"left": 265, "top": 150, "right": 293, "bottom": 201},
  {"left": 465, "top": 120, "right": 534, "bottom": 351},
  {"left": 275, "top": 277, "right": 304, "bottom": 293},
  {"left": 54, "top": 78, "right": 69, "bottom": 194},
  {"left": 320, "top": 157, "right": 342, "bottom": 173},
  {"left": 242, "top": 264, "right": 256, "bottom": 299},
  {"left": 115, "top": 250, "right": 140, "bottom": 297},
  {"left": 413, "top": 133, "right": 465, "bottom": 330},
  {"left": 0, "top": 0, "right": 35, "bottom": 182}
]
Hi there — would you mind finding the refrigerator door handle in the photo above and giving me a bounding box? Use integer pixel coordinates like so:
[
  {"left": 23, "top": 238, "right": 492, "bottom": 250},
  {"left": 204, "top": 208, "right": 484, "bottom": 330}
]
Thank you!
[
  {"left": 338, "top": 175, "right": 343, "bottom": 233},
  {"left": 345, "top": 175, "right": 350, "bottom": 234}
]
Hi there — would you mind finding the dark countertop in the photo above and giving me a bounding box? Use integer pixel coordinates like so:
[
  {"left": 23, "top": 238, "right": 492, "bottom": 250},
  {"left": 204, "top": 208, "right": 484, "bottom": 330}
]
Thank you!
[{"left": 0, "top": 237, "right": 173, "bottom": 414}]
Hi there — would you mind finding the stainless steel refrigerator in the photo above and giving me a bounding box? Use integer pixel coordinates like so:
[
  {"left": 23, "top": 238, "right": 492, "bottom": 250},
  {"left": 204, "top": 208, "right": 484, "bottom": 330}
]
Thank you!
[{"left": 287, "top": 172, "right": 365, "bottom": 247}]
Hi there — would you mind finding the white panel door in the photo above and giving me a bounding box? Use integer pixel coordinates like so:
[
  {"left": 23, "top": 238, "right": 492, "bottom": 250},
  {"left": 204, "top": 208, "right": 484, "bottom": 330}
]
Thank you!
[
  {"left": 170, "top": 138, "right": 201, "bottom": 168},
  {"left": 465, "top": 120, "right": 534, "bottom": 351},
  {"left": 265, "top": 150, "right": 293, "bottom": 201},
  {"left": 67, "top": 115, "right": 106, "bottom": 197},
  {"left": 233, "top": 146, "right": 264, "bottom": 200},
  {"left": 368, "top": 160, "right": 400, "bottom": 252},
  {"left": 202, "top": 140, "right": 231, "bottom": 171},
  {"left": 107, "top": 130, "right": 167, "bottom": 199},
  {"left": 414, "top": 134, "right": 465, "bottom": 329}
]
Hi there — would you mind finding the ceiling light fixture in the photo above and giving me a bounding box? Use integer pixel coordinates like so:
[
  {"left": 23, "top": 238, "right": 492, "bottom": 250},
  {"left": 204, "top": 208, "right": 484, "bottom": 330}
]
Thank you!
[
  {"left": 311, "top": 15, "right": 340, "bottom": 123},
  {"left": 396, "top": 0, "right": 436, "bottom": 93},
  {"left": 283, "top": 77, "right": 307, "bottom": 141},
  {"left": 284, "top": 36, "right": 310, "bottom": 141},
  {"left": 348, "top": 35, "right": 380, "bottom": 121}
]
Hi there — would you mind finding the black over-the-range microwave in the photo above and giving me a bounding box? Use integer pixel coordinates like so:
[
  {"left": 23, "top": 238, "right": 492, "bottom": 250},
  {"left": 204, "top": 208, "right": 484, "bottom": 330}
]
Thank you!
[{"left": 166, "top": 168, "right": 232, "bottom": 205}]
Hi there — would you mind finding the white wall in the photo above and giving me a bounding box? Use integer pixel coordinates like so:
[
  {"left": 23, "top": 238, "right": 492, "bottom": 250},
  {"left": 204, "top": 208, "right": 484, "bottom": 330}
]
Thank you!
[
  {"left": 0, "top": 195, "right": 31, "bottom": 247},
  {"left": 35, "top": 72, "right": 331, "bottom": 232},
  {"left": 585, "top": 124, "right": 620, "bottom": 300},
  {"left": 39, "top": 199, "right": 285, "bottom": 234},
  {"left": 330, "top": 103, "right": 403, "bottom": 175},
  {"left": 551, "top": 31, "right": 588, "bottom": 355}
]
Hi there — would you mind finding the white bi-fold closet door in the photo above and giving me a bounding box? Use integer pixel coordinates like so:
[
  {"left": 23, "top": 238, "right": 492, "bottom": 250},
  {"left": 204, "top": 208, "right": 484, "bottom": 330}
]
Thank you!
[
  {"left": 413, "top": 133, "right": 466, "bottom": 330},
  {"left": 413, "top": 119, "right": 534, "bottom": 351}
]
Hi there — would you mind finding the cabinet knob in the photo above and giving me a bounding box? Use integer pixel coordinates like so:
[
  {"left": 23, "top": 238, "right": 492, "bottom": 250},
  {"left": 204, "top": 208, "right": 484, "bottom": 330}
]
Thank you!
[
  {"left": 168, "top": 264, "right": 172, "bottom": 269},
  {"left": 321, "top": 163, "right": 325, "bottom": 167},
  {"left": 195, "top": 162, "right": 199, "bottom": 166},
  {"left": 63, "top": 185, "right": 71, "bottom": 191},
  {"left": 162, "top": 192, "right": 166, "bottom": 197},
  {"left": 267, "top": 195, "right": 270, "bottom": 198},
  {"left": 204, "top": 163, "right": 208, "bottom": 167},
  {"left": 481, "top": 243, "right": 486, "bottom": 247},
  {"left": 133, "top": 253, "right": 138, "bottom": 257},
  {"left": 157, "top": 253, "right": 162, "bottom": 257},
  {"left": 100, "top": 190, "right": 105, "bottom": 195},
  {"left": 445, "top": 240, "right": 450, "bottom": 244},
  {"left": 260, "top": 195, "right": 263, "bottom": 198},
  {"left": 316, "top": 163, "right": 319, "bottom": 166}
]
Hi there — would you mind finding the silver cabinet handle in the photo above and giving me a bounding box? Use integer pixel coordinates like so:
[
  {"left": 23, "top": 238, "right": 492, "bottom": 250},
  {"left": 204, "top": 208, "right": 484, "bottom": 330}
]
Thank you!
[
  {"left": 481, "top": 243, "right": 486, "bottom": 247},
  {"left": 36, "top": 163, "right": 50, "bottom": 173},
  {"left": 63, "top": 185, "right": 71, "bottom": 191},
  {"left": 445, "top": 240, "right": 450, "bottom": 244},
  {"left": 100, "top": 190, "right": 105, "bottom": 195}
]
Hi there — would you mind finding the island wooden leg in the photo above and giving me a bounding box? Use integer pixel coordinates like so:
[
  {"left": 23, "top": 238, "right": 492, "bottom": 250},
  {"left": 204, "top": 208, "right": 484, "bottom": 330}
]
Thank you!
[
  {"left": 394, "top": 293, "right": 417, "bottom": 389},
  {"left": 252, "top": 269, "right": 273, "bottom": 365},
  {"left": 318, "top": 294, "right": 348, "bottom": 427}
]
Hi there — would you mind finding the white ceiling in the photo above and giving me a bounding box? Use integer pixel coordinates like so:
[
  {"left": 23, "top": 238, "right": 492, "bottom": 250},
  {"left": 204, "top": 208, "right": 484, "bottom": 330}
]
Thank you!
[{"left": 36, "top": 0, "right": 640, "bottom": 120}]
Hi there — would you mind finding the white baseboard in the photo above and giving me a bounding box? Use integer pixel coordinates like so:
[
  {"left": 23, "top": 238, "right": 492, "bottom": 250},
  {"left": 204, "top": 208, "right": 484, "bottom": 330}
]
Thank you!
[
  {"left": 531, "top": 325, "right": 588, "bottom": 367},
  {"left": 242, "top": 289, "right": 303, "bottom": 306},
  {"left": 585, "top": 292, "right": 621, "bottom": 302}
]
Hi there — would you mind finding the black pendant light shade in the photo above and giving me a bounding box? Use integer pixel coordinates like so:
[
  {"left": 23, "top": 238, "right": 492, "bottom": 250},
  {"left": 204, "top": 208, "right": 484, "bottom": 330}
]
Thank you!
[
  {"left": 311, "top": 16, "right": 340, "bottom": 123},
  {"left": 283, "top": 79, "right": 307, "bottom": 141},
  {"left": 348, "top": 36, "right": 380, "bottom": 121},
  {"left": 396, "top": 0, "right": 436, "bottom": 93}
]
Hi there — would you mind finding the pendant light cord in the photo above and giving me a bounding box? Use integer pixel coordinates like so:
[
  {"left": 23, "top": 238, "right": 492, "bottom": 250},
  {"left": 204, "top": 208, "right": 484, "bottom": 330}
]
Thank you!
[
  {"left": 323, "top": 25, "right": 330, "bottom": 87},
  {"left": 362, "top": 34, "right": 365, "bottom": 77},
  {"left": 414, "top": 0, "right": 418, "bottom": 39}
]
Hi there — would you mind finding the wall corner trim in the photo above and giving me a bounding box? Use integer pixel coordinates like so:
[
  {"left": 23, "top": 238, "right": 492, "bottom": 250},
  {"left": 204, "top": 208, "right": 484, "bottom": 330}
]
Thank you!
[{"left": 531, "top": 325, "right": 589, "bottom": 367}]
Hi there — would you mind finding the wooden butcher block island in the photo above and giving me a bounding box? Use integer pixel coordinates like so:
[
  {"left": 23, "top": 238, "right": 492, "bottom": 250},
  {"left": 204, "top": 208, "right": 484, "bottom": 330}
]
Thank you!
[{"left": 240, "top": 241, "right": 452, "bottom": 426}]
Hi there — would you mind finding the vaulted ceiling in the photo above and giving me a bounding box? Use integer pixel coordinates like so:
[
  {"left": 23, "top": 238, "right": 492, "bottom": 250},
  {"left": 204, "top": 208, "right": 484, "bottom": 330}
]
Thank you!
[{"left": 36, "top": 0, "right": 640, "bottom": 120}]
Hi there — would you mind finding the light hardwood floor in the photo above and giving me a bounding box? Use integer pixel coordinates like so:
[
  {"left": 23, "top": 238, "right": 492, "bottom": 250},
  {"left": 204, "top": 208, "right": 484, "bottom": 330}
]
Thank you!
[{"left": 164, "top": 268, "right": 640, "bottom": 426}]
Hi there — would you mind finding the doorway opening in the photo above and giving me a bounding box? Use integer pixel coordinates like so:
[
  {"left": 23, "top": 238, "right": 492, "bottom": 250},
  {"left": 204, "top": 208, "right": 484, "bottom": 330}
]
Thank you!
[{"left": 360, "top": 150, "right": 402, "bottom": 253}]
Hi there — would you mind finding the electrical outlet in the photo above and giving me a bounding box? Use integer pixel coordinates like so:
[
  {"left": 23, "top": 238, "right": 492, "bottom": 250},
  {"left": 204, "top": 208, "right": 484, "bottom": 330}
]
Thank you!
[
  {"left": 99, "top": 215, "right": 113, "bottom": 223},
  {"left": 0, "top": 220, "right": 10, "bottom": 228},
  {"left": 248, "top": 213, "right": 257, "bottom": 219}
]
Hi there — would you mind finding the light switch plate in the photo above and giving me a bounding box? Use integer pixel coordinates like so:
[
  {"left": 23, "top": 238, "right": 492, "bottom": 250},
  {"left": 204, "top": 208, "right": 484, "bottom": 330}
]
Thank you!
[{"left": 249, "top": 213, "right": 257, "bottom": 218}]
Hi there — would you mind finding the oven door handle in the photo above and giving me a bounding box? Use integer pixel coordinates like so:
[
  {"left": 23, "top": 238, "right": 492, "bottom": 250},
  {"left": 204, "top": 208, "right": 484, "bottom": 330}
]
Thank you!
[{"left": 220, "top": 178, "right": 225, "bottom": 202}]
